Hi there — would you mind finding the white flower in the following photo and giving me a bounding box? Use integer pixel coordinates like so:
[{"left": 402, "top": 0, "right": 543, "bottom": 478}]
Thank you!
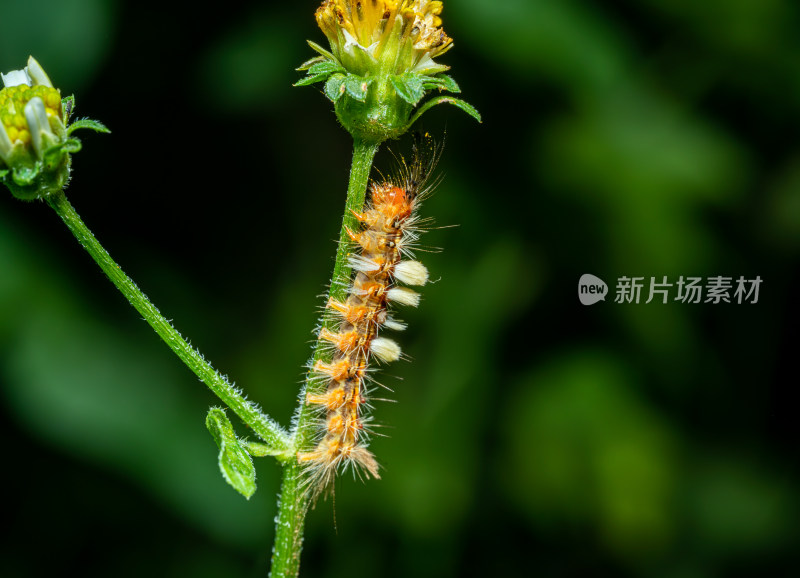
[
  {"left": 1, "top": 56, "right": 53, "bottom": 89},
  {"left": 0, "top": 57, "right": 62, "bottom": 165}
]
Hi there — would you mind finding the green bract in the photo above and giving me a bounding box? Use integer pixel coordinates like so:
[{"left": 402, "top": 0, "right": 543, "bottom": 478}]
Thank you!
[
  {"left": 0, "top": 56, "right": 109, "bottom": 201},
  {"left": 296, "top": 0, "right": 480, "bottom": 143},
  {"left": 206, "top": 408, "right": 258, "bottom": 500}
]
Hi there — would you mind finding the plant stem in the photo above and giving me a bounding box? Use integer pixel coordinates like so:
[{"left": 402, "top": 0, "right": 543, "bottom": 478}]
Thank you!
[
  {"left": 45, "top": 190, "right": 291, "bottom": 455},
  {"left": 270, "top": 137, "right": 379, "bottom": 577}
]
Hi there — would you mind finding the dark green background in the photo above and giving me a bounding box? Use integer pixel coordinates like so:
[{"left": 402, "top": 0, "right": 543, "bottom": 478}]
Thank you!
[{"left": 1, "top": 0, "right": 797, "bottom": 576}]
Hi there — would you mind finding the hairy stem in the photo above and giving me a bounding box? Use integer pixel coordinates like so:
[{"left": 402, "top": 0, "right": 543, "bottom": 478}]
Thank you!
[
  {"left": 270, "top": 138, "right": 380, "bottom": 577},
  {"left": 45, "top": 190, "right": 291, "bottom": 454}
]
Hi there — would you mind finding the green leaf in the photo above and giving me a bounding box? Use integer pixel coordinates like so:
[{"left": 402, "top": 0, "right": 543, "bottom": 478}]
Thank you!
[
  {"left": 296, "top": 55, "right": 326, "bottom": 71},
  {"left": 421, "top": 74, "right": 460, "bottom": 93},
  {"left": 308, "top": 60, "right": 344, "bottom": 76},
  {"left": 444, "top": 98, "right": 482, "bottom": 122},
  {"left": 324, "top": 73, "right": 347, "bottom": 102},
  {"left": 62, "top": 138, "right": 83, "bottom": 153},
  {"left": 294, "top": 73, "right": 330, "bottom": 87},
  {"left": 67, "top": 118, "right": 110, "bottom": 136},
  {"left": 61, "top": 95, "right": 75, "bottom": 122},
  {"left": 391, "top": 73, "right": 425, "bottom": 105},
  {"left": 406, "top": 95, "right": 482, "bottom": 129},
  {"left": 0, "top": 169, "right": 8, "bottom": 178},
  {"left": 294, "top": 60, "right": 346, "bottom": 90},
  {"left": 344, "top": 74, "right": 372, "bottom": 102},
  {"left": 307, "top": 40, "right": 338, "bottom": 63},
  {"left": 205, "top": 408, "right": 256, "bottom": 499},
  {"left": 404, "top": 96, "right": 482, "bottom": 133}
]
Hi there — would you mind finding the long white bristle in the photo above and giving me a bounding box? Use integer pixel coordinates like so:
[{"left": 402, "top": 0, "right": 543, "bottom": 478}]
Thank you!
[
  {"left": 383, "top": 317, "right": 407, "bottom": 331},
  {"left": 348, "top": 254, "right": 381, "bottom": 274}
]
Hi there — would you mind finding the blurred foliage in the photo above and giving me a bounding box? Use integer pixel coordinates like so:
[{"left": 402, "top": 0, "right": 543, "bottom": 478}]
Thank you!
[{"left": 1, "top": 1, "right": 798, "bottom": 577}]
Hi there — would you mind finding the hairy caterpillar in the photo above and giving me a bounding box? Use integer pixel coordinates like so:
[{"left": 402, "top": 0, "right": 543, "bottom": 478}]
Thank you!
[{"left": 298, "top": 136, "right": 441, "bottom": 498}]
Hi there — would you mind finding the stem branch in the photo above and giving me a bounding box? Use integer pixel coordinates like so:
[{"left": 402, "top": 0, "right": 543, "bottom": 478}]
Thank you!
[
  {"left": 46, "top": 190, "right": 291, "bottom": 454},
  {"left": 269, "top": 138, "right": 379, "bottom": 577}
]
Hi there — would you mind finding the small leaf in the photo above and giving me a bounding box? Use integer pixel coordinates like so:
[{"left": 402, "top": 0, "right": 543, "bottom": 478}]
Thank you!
[
  {"left": 296, "top": 55, "right": 326, "bottom": 71},
  {"left": 206, "top": 408, "right": 256, "bottom": 499},
  {"left": 421, "top": 74, "right": 460, "bottom": 93},
  {"left": 344, "top": 74, "right": 371, "bottom": 102},
  {"left": 0, "top": 169, "right": 8, "bottom": 178},
  {"left": 324, "top": 73, "right": 347, "bottom": 102},
  {"left": 405, "top": 95, "right": 482, "bottom": 131},
  {"left": 307, "top": 40, "right": 338, "bottom": 63},
  {"left": 293, "top": 73, "right": 325, "bottom": 87},
  {"left": 61, "top": 95, "right": 75, "bottom": 122},
  {"left": 308, "top": 60, "right": 344, "bottom": 76},
  {"left": 63, "top": 138, "right": 82, "bottom": 153},
  {"left": 442, "top": 98, "right": 482, "bottom": 122},
  {"left": 67, "top": 118, "right": 110, "bottom": 136},
  {"left": 391, "top": 74, "right": 425, "bottom": 105}
]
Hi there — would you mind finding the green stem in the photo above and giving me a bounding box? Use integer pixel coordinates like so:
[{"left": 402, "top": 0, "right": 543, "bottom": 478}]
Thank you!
[
  {"left": 270, "top": 138, "right": 380, "bottom": 577},
  {"left": 45, "top": 190, "right": 291, "bottom": 455}
]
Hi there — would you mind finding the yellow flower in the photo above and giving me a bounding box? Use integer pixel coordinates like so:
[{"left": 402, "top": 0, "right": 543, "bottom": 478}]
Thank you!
[
  {"left": 297, "top": 0, "right": 478, "bottom": 143},
  {"left": 315, "top": 0, "right": 452, "bottom": 76}
]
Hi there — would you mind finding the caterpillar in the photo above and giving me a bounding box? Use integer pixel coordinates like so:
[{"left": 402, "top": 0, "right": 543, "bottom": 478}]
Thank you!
[{"left": 298, "top": 136, "right": 441, "bottom": 498}]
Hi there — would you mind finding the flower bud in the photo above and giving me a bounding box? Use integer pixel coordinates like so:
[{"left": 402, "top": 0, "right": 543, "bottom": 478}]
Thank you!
[
  {"left": 297, "top": 1, "right": 478, "bottom": 143},
  {"left": 1, "top": 56, "right": 108, "bottom": 201}
]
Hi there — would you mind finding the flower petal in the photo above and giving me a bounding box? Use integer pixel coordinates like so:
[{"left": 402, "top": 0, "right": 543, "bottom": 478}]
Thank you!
[
  {"left": 1, "top": 69, "right": 31, "bottom": 88},
  {"left": 25, "top": 97, "right": 52, "bottom": 158},
  {"left": 26, "top": 56, "right": 53, "bottom": 87}
]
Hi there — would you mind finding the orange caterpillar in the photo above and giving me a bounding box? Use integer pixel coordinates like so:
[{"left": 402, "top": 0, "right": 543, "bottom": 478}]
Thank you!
[{"left": 298, "top": 138, "right": 439, "bottom": 497}]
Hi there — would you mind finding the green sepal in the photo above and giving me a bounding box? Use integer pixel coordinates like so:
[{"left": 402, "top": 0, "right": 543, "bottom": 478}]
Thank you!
[
  {"left": 205, "top": 408, "right": 257, "bottom": 500},
  {"left": 296, "top": 55, "right": 326, "bottom": 71},
  {"left": 406, "top": 95, "right": 482, "bottom": 130},
  {"left": 61, "top": 95, "right": 75, "bottom": 122},
  {"left": 1, "top": 152, "right": 69, "bottom": 200},
  {"left": 1, "top": 175, "right": 40, "bottom": 200},
  {"left": 344, "top": 74, "right": 372, "bottom": 102},
  {"left": 11, "top": 164, "right": 41, "bottom": 186},
  {"left": 420, "top": 74, "right": 460, "bottom": 94},
  {"left": 295, "top": 59, "right": 346, "bottom": 88},
  {"left": 324, "top": 73, "right": 347, "bottom": 102},
  {"left": 45, "top": 138, "right": 82, "bottom": 158},
  {"left": 308, "top": 60, "right": 344, "bottom": 76},
  {"left": 1, "top": 137, "right": 75, "bottom": 199},
  {"left": 67, "top": 118, "right": 111, "bottom": 136},
  {"left": 294, "top": 73, "right": 330, "bottom": 87},
  {"left": 37, "top": 139, "right": 80, "bottom": 176},
  {"left": 391, "top": 73, "right": 425, "bottom": 106},
  {"left": 306, "top": 40, "right": 338, "bottom": 63}
]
